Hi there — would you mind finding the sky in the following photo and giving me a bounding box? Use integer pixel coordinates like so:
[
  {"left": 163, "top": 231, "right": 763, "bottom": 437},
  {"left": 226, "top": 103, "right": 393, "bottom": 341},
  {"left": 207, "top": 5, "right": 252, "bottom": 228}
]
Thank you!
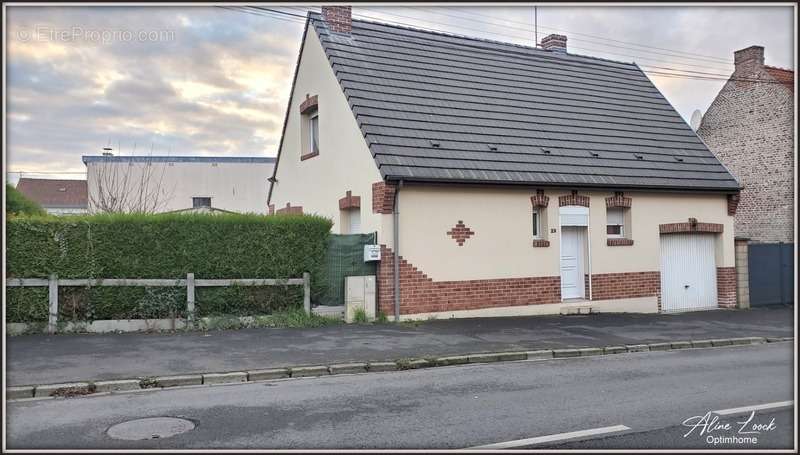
[{"left": 4, "top": 4, "right": 795, "bottom": 184}]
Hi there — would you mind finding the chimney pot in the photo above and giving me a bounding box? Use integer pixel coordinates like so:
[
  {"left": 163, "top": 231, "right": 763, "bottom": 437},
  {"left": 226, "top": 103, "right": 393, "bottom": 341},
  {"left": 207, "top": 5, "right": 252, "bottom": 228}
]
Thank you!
[
  {"left": 322, "top": 6, "right": 352, "bottom": 34},
  {"left": 733, "top": 45, "right": 764, "bottom": 74},
  {"left": 541, "top": 34, "right": 567, "bottom": 53}
]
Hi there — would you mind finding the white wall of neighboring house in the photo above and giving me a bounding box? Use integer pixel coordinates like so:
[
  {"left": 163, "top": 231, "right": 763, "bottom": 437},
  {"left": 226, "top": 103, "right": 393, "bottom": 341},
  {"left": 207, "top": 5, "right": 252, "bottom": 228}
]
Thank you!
[
  {"left": 84, "top": 157, "right": 275, "bottom": 214},
  {"left": 44, "top": 206, "right": 89, "bottom": 216}
]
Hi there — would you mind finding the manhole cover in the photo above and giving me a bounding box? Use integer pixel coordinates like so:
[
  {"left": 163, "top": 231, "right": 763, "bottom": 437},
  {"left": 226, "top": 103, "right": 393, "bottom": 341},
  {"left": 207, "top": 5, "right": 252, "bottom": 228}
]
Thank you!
[{"left": 107, "top": 417, "right": 195, "bottom": 440}]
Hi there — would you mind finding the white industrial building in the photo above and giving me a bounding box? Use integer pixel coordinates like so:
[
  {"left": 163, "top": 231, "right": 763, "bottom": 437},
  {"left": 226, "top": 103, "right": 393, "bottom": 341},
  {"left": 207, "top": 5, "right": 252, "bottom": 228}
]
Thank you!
[{"left": 83, "top": 155, "right": 275, "bottom": 214}]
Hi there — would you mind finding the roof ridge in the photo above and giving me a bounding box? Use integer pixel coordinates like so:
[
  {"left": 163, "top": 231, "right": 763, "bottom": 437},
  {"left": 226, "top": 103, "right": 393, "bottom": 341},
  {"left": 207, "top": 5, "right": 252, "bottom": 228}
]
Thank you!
[
  {"left": 310, "top": 11, "right": 637, "bottom": 68},
  {"left": 765, "top": 65, "right": 794, "bottom": 73}
]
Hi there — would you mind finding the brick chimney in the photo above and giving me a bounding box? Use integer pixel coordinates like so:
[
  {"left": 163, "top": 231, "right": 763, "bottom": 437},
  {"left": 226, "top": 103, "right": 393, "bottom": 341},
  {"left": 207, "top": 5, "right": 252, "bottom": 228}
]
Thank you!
[
  {"left": 541, "top": 34, "right": 567, "bottom": 53},
  {"left": 733, "top": 45, "right": 764, "bottom": 75},
  {"left": 322, "top": 6, "right": 352, "bottom": 34}
]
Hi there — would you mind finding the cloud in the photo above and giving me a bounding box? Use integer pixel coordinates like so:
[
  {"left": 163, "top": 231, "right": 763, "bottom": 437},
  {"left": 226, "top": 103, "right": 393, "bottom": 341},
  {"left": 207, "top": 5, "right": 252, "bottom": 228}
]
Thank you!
[
  {"left": 6, "top": 5, "right": 303, "bottom": 177},
  {"left": 4, "top": 5, "right": 795, "bottom": 181}
]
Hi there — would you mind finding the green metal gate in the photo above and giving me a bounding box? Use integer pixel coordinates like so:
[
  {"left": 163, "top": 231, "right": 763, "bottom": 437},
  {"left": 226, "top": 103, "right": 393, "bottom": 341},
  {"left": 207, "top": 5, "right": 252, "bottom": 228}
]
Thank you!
[{"left": 318, "top": 232, "right": 377, "bottom": 306}]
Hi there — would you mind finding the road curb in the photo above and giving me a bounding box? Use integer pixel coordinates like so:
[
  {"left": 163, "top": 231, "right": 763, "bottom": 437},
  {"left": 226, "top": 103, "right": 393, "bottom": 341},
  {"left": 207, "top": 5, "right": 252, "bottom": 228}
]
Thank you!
[{"left": 7, "top": 336, "right": 789, "bottom": 401}]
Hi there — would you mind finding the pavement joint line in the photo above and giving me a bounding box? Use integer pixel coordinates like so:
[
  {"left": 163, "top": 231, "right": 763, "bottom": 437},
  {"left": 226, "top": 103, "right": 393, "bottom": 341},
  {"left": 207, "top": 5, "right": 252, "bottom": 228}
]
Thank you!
[
  {"left": 6, "top": 337, "right": 791, "bottom": 401},
  {"left": 467, "top": 424, "right": 632, "bottom": 449},
  {"left": 712, "top": 400, "right": 794, "bottom": 416}
]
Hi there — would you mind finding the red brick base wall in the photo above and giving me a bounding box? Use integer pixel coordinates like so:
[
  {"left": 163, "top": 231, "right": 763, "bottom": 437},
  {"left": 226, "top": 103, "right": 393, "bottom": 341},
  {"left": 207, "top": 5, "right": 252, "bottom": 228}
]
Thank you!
[
  {"left": 590, "top": 271, "right": 661, "bottom": 301},
  {"left": 377, "top": 245, "right": 560, "bottom": 315},
  {"left": 717, "top": 267, "right": 737, "bottom": 308},
  {"left": 376, "top": 247, "right": 736, "bottom": 315}
]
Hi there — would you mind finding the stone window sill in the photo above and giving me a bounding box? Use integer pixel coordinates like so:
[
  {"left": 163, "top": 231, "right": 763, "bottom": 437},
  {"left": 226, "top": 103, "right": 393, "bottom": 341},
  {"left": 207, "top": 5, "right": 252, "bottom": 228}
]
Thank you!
[
  {"left": 607, "top": 238, "right": 634, "bottom": 246},
  {"left": 300, "top": 151, "right": 319, "bottom": 161}
]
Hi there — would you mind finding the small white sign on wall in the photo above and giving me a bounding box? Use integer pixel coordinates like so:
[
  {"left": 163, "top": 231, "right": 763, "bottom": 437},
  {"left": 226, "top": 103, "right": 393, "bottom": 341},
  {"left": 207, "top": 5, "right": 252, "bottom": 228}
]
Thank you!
[{"left": 364, "top": 244, "right": 381, "bottom": 262}]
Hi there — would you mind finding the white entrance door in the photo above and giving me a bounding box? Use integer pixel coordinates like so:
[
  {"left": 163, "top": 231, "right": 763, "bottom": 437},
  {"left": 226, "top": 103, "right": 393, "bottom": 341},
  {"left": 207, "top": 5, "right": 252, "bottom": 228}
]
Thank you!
[
  {"left": 659, "top": 233, "right": 718, "bottom": 312},
  {"left": 560, "top": 226, "right": 585, "bottom": 299}
]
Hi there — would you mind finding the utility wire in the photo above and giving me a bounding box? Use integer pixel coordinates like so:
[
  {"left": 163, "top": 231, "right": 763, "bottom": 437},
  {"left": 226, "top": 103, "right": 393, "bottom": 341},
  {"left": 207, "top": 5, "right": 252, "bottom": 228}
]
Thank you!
[
  {"left": 222, "top": 6, "right": 786, "bottom": 84},
  {"left": 281, "top": 6, "right": 734, "bottom": 73},
  {"left": 417, "top": 7, "right": 734, "bottom": 64}
]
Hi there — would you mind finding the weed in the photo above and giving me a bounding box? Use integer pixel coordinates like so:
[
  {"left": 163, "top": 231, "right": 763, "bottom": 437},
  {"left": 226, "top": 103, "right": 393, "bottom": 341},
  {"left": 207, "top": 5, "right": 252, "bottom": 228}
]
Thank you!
[
  {"left": 353, "top": 308, "right": 368, "bottom": 324},
  {"left": 139, "top": 377, "right": 158, "bottom": 389}
]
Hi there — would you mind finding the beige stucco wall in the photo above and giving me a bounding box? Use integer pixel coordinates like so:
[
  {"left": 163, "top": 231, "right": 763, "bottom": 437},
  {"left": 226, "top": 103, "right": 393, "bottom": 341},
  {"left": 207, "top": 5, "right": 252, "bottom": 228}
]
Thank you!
[
  {"left": 268, "top": 26, "right": 383, "bottom": 234},
  {"left": 86, "top": 160, "right": 273, "bottom": 214},
  {"left": 393, "top": 185, "right": 734, "bottom": 282}
]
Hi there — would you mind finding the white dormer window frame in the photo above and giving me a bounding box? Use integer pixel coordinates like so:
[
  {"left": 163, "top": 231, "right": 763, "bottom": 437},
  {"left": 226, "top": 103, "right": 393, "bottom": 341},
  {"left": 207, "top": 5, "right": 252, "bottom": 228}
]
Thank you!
[{"left": 309, "top": 111, "right": 320, "bottom": 156}]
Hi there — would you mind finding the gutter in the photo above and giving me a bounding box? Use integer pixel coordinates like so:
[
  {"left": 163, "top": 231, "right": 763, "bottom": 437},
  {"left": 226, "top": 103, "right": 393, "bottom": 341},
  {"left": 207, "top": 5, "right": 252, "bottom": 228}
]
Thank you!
[
  {"left": 393, "top": 180, "right": 403, "bottom": 322},
  {"left": 384, "top": 177, "right": 741, "bottom": 194}
]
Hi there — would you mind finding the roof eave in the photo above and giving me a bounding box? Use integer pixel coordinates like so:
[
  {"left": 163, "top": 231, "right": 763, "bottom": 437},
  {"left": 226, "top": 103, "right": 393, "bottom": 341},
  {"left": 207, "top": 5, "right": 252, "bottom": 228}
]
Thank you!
[{"left": 383, "top": 175, "right": 741, "bottom": 194}]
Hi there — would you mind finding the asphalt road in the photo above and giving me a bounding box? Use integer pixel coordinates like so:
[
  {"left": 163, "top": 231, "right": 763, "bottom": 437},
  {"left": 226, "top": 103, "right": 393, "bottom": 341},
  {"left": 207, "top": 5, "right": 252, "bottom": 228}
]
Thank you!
[{"left": 6, "top": 342, "right": 795, "bottom": 450}]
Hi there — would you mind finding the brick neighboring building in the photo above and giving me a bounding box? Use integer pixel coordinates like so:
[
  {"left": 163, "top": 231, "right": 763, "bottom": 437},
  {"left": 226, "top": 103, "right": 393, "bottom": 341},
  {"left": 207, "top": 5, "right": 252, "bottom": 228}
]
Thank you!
[{"left": 697, "top": 45, "right": 794, "bottom": 243}]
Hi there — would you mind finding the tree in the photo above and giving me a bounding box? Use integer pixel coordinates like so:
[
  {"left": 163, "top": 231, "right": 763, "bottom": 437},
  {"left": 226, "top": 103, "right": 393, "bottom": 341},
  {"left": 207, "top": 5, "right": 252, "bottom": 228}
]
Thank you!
[
  {"left": 6, "top": 183, "right": 46, "bottom": 216},
  {"left": 5, "top": 184, "right": 46, "bottom": 216},
  {"left": 88, "top": 154, "right": 175, "bottom": 214}
]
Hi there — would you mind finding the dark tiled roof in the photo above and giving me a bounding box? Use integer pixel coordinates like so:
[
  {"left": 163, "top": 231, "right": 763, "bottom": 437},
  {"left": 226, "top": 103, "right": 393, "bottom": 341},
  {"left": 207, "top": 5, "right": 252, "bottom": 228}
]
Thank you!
[
  {"left": 310, "top": 13, "right": 739, "bottom": 191},
  {"left": 16, "top": 178, "right": 88, "bottom": 208},
  {"left": 765, "top": 66, "right": 794, "bottom": 93}
]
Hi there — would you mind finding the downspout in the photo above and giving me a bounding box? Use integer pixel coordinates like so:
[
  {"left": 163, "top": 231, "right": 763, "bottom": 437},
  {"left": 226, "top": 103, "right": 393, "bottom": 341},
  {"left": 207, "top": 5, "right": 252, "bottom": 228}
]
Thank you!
[
  {"left": 587, "top": 217, "right": 593, "bottom": 301},
  {"left": 393, "top": 180, "right": 403, "bottom": 322}
]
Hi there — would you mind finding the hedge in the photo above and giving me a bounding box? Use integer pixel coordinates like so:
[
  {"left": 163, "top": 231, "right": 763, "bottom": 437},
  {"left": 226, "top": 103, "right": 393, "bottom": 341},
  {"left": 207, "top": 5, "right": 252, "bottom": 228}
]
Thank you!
[{"left": 6, "top": 213, "right": 332, "bottom": 322}]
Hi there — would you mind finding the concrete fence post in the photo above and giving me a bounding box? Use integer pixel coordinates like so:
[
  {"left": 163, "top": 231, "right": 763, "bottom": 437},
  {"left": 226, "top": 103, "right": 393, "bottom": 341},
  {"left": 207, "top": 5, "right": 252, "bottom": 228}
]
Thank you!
[
  {"left": 186, "top": 273, "right": 196, "bottom": 327},
  {"left": 303, "top": 272, "right": 311, "bottom": 315},
  {"left": 48, "top": 274, "right": 58, "bottom": 334}
]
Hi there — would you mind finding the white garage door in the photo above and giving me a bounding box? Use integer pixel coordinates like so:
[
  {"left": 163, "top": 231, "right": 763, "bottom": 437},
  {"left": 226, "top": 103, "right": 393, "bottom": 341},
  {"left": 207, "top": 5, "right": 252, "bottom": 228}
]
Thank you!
[{"left": 659, "top": 233, "right": 718, "bottom": 312}]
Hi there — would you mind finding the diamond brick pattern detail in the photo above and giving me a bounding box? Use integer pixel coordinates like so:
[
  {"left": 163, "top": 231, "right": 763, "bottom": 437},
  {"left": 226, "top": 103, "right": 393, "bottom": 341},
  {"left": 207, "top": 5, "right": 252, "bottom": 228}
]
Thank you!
[{"left": 447, "top": 220, "right": 475, "bottom": 246}]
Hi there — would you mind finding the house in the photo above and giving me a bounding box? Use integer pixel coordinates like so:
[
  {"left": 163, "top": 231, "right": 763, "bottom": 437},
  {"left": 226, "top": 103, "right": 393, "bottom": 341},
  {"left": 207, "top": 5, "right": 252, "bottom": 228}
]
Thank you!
[
  {"left": 268, "top": 7, "right": 741, "bottom": 320},
  {"left": 15, "top": 178, "right": 88, "bottom": 215},
  {"left": 697, "top": 45, "right": 794, "bottom": 244},
  {"left": 83, "top": 155, "right": 276, "bottom": 214},
  {"left": 696, "top": 45, "right": 794, "bottom": 307}
]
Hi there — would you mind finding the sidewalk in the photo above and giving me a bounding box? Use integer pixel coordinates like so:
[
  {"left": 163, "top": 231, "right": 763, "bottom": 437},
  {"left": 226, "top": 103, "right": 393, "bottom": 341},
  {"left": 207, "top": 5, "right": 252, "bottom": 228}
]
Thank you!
[{"left": 6, "top": 305, "right": 793, "bottom": 387}]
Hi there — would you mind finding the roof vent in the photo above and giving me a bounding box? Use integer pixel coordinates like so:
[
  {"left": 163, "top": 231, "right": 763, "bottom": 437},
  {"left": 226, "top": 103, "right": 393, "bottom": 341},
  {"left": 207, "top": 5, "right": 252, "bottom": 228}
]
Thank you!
[
  {"left": 430, "top": 140, "right": 441, "bottom": 148},
  {"left": 674, "top": 156, "right": 684, "bottom": 162},
  {"left": 590, "top": 152, "right": 600, "bottom": 157},
  {"left": 635, "top": 154, "right": 644, "bottom": 160},
  {"left": 58, "top": 187, "right": 67, "bottom": 192},
  {"left": 487, "top": 144, "right": 498, "bottom": 151},
  {"left": 542, "top": 148, "right": 551, "bottom": 154}
]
